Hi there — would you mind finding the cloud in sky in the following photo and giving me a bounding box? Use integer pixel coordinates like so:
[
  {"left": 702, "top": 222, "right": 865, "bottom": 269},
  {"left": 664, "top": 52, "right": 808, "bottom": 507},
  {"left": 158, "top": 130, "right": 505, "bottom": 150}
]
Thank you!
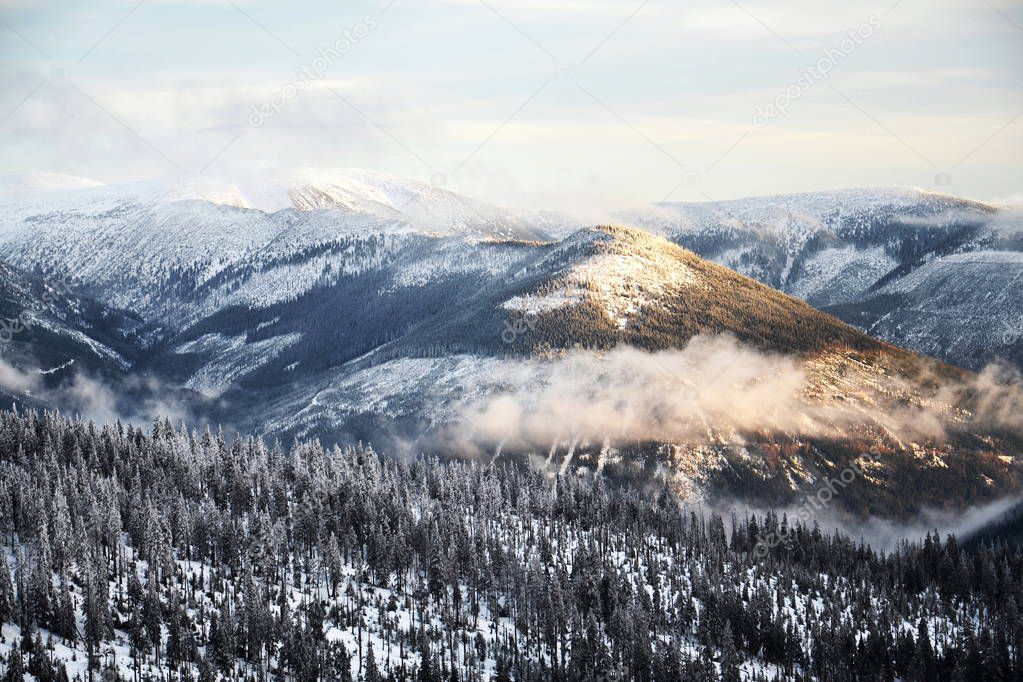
[{"left": 0, "top": 0, "right": 1020, "bottom": 209}]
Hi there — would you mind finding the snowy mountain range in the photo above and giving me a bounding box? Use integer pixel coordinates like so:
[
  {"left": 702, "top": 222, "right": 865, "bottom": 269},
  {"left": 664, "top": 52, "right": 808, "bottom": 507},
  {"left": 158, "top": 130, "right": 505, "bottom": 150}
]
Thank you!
[{"left": 0, "top": 171, "right": 1019, "bottom": 519}]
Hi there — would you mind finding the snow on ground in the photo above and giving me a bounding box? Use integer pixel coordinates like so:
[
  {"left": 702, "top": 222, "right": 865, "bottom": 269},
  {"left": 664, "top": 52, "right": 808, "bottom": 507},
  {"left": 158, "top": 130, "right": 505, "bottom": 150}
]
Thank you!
[
  {"left": 387, "top": 238, "right": 531, "bottom": 291},
  {"left": 175, "top": 332, "right": 302, "bottom": 397},
  {"left": 29, "top": 317, "right": 130, "bottom": 369},
  {"left": 287, "top": 355, "right": 505, "bottom": 434},
  {"left": 503, "top": 229, "right": 702, "bottom": 327},
  {"left": 787, "top": 245, "right": 897, "bottom": 306},
  {"left": 502, "top": 289, "right": 586, "bottom": 315},
  {"left": 880, "top": 250, "right": 1023, "bottom": 296},
  {"left": 0, "top": 504, "right": 963, "bottom": 682}
]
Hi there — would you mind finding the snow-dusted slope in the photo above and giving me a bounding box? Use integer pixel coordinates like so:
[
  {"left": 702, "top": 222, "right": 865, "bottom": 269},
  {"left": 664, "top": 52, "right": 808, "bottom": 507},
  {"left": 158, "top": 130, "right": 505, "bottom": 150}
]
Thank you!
[
  {"left": 627, "top": 188, "right": 1020, "bottom": 370},
  {"left": 0, "top": 185, "right": 283, "bottom": 322},
  {"left": 835, "top": 250, "right": 1023, "bottom": 370},
  {"left": 631, "top": 187, "right": 997, "bottom": 292},
  {"left": 0, "top": 261, "right": 149, "bottom": 378},
  {"left": 0, "top": 171, "right": 577, "bottom": 326}
]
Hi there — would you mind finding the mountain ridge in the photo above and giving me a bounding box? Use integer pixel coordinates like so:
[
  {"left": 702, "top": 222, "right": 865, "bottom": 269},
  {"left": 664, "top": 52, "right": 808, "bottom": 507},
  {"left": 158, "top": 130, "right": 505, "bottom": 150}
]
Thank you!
[{"left": 0, "top": 176, "right": 1018, "bottom": 519}]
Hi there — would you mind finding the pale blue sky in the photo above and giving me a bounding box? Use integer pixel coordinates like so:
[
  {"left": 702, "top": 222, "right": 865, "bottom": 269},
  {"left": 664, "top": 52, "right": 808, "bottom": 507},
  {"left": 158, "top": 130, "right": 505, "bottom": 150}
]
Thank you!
[{"left": 1, "top": 0, "right": 1021, "bottom": 211}]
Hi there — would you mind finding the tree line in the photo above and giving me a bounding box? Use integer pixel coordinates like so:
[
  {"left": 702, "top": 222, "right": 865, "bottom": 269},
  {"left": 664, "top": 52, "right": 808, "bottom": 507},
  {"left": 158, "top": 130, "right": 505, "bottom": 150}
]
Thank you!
[{"left": 0, "top": 408, "right": 1018, "bottom": 680}]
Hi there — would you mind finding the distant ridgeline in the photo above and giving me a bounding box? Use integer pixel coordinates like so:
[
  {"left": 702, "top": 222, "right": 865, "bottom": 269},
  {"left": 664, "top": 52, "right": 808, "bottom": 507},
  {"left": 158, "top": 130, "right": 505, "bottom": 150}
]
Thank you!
[{"left": 0, "top": 408, "right": 1018, "bottom": 681}]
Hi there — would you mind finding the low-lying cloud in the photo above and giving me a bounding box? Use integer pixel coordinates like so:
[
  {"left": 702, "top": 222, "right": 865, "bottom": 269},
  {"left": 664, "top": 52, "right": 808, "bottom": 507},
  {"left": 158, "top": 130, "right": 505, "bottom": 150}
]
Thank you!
[
  {"left": 452, "top": 335, "right": 1023, "bottom": 451},
  {"left": 0, "top": 358, "right": 196, "bottom": 427},
  {"left": 712, "top": 494, "right": 1023, "bottom": 553},
  {"left": 458, "top": 337, "right": 815, "bottom": 448}
]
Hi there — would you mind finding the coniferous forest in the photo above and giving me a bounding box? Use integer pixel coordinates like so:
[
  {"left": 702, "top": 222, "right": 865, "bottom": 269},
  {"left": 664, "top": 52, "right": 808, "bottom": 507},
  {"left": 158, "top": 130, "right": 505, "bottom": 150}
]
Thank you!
[{"left": 0, "top": 408, "right": 1018, "bottom": 681}]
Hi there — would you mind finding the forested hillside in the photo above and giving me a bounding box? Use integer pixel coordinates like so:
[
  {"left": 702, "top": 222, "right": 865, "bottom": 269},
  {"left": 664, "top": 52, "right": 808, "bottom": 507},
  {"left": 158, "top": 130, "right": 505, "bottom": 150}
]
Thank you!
[{"left": 0, "top": 409, "right": 1019, "bottom": 681}]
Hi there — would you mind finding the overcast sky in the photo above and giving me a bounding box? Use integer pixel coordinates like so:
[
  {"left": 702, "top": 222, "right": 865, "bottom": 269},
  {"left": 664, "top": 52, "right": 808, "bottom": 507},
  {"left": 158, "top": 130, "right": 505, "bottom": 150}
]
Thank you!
[{"left": 1, "top": 0, "right": 1021, "bottom": 211}]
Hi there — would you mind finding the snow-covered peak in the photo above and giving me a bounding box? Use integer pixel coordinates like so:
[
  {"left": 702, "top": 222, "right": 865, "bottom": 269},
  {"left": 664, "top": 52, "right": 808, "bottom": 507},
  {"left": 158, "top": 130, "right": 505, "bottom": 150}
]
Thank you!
[
  {"left": 503, "top": 225, "right": 705, "bottom": 326},
  {"left": 266, "top": 167, "right": 561, "bottom": 239},
  {"left": 1, "top": 167, "right": 569, "bottom": 241}
]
